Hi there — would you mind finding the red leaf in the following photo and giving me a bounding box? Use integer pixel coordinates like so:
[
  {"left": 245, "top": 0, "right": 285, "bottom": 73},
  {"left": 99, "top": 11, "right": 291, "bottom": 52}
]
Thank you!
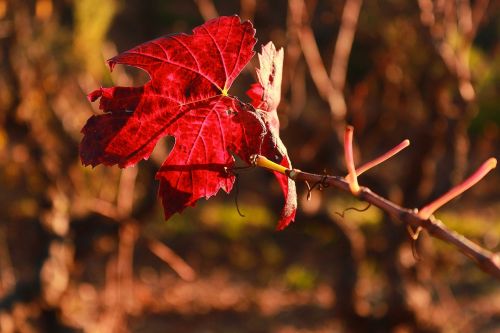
[
  {"left": 81, "top": 16, "right": 297, "bottom": 229},
  {"left": 81, "top": 16, "right": 275, "bottom": 218},
  {"left": 82, "top": 16, "right": 256, "bottom": 166},
  {"left": 247, "top": 42, "right": 297, "bottom": 229}
]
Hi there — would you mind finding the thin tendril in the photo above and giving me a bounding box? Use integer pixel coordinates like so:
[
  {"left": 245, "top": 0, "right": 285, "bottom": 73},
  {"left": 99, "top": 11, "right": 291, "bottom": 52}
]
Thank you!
[
  {"left": 233, "top": 173, "right": 245, "bottom": 217},
  {"left": 305, "top": 173, "right": 330, "bottom": 201},
  {"left": 334, "top": 202, "right": 372, "bottom": 218},
  {"left": 411, "top": 240, "right": 421, "bottom": 261},
  {"left": 407, "top": 225, "right": 422, "bottom": 261},
  {"left": 305, "top": 181, "right": 312, "bottom": 200},
  {"left": 224, "top": 166, "right": 247, "bottom": 217}
]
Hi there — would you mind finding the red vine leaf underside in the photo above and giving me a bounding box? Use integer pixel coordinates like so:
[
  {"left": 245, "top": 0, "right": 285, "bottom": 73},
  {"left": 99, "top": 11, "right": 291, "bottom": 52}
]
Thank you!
[{"left": 81, "top": 16, "right": 285, "bottom": 220}]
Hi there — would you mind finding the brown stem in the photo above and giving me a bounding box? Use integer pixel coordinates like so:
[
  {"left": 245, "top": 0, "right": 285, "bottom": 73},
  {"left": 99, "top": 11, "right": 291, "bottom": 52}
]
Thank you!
[
  {"left": 297, "top": 25, "right": 342, "bottom": 118},
  {"left": 147, "top": 238, "right": 197, "bottom": 282},
  {"left": 289, "top": 0, "right": 346, "bottom": 121},
  {"left": 330, "top": 0, "right": 363, "bottom": 117}
]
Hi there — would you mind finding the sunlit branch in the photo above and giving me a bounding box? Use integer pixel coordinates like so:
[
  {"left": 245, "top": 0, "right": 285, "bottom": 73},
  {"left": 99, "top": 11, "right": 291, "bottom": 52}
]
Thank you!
[{"left": 252, "top": 153, "right": 500, "bottom": 279}]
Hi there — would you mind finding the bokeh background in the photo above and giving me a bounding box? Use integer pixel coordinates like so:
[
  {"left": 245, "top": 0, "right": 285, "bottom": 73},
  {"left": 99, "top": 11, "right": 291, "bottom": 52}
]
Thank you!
[{"left": 0, "top": 0, "right": 499, "bottom": 332}]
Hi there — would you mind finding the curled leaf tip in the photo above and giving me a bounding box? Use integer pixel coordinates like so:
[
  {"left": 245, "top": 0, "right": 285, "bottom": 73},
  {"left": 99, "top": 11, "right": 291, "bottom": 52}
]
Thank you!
[{"left": 88, "top": 89, "right": 103, "bottom": 102}]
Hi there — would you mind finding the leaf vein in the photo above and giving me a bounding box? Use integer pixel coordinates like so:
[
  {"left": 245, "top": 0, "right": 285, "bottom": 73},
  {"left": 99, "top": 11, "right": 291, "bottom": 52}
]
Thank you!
[
  {"left": 170, "top": 35, "right": 202, "bottom": 72},
  {"left": 201, "top": 25, "right": 229, "bottom": 90}
]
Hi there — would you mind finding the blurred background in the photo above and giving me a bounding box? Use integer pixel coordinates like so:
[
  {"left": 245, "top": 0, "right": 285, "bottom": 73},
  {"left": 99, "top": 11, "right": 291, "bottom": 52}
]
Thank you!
[{"left": 0, "top": 0, "right": 499, "bottom": 332}]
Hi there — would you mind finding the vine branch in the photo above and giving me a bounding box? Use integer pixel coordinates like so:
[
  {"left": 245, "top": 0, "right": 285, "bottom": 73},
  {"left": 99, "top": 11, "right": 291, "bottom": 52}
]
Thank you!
[
  {"left": 252, "top": 137, "right": 500, "bottom": 279},
  {"left": 291, "top": 170, "right": 500, "bottom": 278}
]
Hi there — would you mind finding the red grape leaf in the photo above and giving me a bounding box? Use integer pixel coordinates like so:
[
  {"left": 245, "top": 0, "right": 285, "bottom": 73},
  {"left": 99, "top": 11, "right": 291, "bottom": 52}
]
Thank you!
[
  {"left": 81, "top": 16, "right": 283, "bottom": 219},
  {"left": 82, "top": 15, "right": 257, "bottom": 167},
  {"left": 247, "top": 42, "right": 297, "bottom": 230}
]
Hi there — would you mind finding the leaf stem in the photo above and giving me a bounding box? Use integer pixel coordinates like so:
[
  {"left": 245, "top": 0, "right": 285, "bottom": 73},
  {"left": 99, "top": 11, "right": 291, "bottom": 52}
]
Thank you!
[{"left": 251, "top": 155, "right": 288, "bottom": 174}]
